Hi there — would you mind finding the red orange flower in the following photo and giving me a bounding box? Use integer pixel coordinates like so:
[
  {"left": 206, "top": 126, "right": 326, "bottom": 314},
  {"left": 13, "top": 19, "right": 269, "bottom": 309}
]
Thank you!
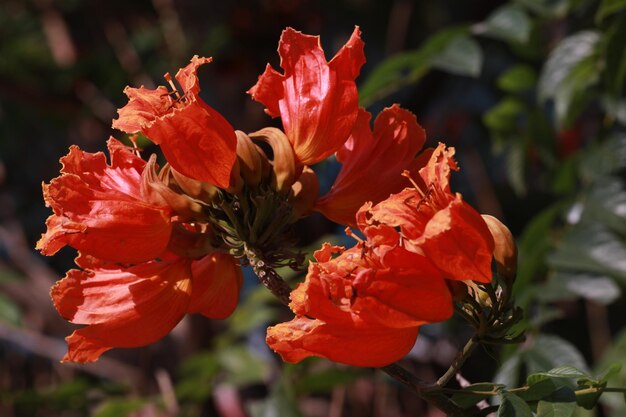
[
  {"left": 113, "top": 56, "right": 237, "bottom": 188},
  {"left": 266, "top": 242, "right": 452, "bottom": 367},
  {"left": 53, "top": 252, "right": 242, "bottom": 363},
  {"left": 358, "top": 144, "right": 495, "bottom": 283},
  {"left": 248, "top": 27, "right": 365, "bottom": 166},
  {"left": 37, "top": 138, "right": 173, "bottom": 264},
  {"left": 315, "top": 105, "right": 426, "bottom": 226}
]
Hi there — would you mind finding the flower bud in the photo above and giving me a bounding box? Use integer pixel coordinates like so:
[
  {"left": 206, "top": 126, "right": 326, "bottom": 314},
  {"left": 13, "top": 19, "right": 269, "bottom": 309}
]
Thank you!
[
  {"left": 169, "top": 165, "right": 219, "bottom": 203},
  {"left": 141, "top": 156, "right": 205, "bottom": 219},
  {"left": 249, "top": 127, "right": 299, "bottom": 194},
  {"left": 290, "top": 166, "right": 319, "bottom": 218},
  {"left": 481, "top": 215, "right": 517, "bottom": 283},
  {"left": 235, "top": 130, "right": 268, "bottom": 187}
]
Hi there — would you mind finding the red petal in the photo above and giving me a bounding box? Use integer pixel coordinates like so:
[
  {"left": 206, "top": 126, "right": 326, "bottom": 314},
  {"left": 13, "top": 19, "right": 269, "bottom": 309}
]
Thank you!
[
  {"left": 113, "top": 57, "right": 237, "bottom": 187},
  {"left": 248, "top": 27, "right": 364, "bottom": 165},
  {"left": 316, "top": 105, "right": 426, "bottom": 226},
  {"left": 420, "top": 197, "right": 494, "bottom": 283},
  {"left": 266, "top": 316, "right": 419, "bottom": 367},
  {"left": 51, "top": 259, "right": 192, "bottom": 363},
  {"left": 143, "top": 100, "right": 237, "bottom": 187},
  {"left": 37, "top": 141, "right": 172, "bottom": 264},
  {"left": 187, "top": 253, "right": 243, "bottom": 319}
]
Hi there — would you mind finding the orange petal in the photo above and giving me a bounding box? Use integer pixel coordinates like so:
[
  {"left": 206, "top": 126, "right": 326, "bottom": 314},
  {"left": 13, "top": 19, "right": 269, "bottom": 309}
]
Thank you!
[
  {"left": 266, "top": 316, "right": 419, "bottom": 367},
  {"left": 188, "top": 253, "right": 243, "bottom": 319},
  {"left": 248, "top": 27, "right": 365, "bottom": 165},
  {"left": 52, "top": 259, "right": 192, "bottom": 363},
  {"left": 316, "top": 105, "right": 426, "bottom": 226},
  {"left": 420, "top": 197, "right": 494, "bottom": 283},
  {"left": 37, "top": 139, "right": 172, "bottom": 264}
]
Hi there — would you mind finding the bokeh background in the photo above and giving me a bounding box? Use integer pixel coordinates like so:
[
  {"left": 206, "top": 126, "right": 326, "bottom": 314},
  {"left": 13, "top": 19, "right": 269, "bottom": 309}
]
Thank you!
[{"left": 2, "top": 0, "right": 626, "bottom": 416}]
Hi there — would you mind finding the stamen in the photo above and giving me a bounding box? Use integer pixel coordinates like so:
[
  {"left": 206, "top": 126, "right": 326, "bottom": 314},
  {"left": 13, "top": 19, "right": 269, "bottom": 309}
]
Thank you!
[
  {"left": 401, "top": 170, "right": 426, "bottom": 198},
  {"left": 164, "top": 72, "right": 181, "bottom": 100},
  {"left": 344, "top": 227, "right": 363, "bottom": 244}
]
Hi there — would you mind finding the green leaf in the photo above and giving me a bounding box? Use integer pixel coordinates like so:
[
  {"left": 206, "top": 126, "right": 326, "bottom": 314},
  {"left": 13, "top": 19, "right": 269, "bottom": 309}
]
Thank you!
[
  {"left": 477, "top": 5, "right": 532, "bottom": 43},
  {"left": 536, "top": 400, "right": 576, "bottom": 417},
  {"left": 483, "top": 97, "right": 526, "bottom": 132},
  {"left": 518, "top": 378, "right": 560, "bottom": 402},
  {"left": 542, "top": 272, "right": 621, "bottom": 305},
  {"left": 0, "top": 293, "right": 21, "bottom": 326},
  {"left": 538, "top": 31, "right": 601, "bottom": 126},
  {"left": 548, "top": 223, "right": 626, "bottom": 283},
  {"left": 91, "top": 399, "right": 146, "bottom": 417},
  {"left": 596, "top": 363, "right": 622, "bottom": 383},
  {"left": 595, "top": 0, "right": 626, "bottom": 23},
  {"left": 498, "top": 393, "right": 534, "bottom": 417},
  {"left": 358, "top": 27, "right": 469, "bottom": 106},
  {"left": 431, "top": 35, "right": 483, "bottom": 77},
  {"left": 604, "top": 14, "right": 626, "bottom": 97},
  {"left": 498, "top": 65, "right": 537, "bottom": 93},
  {"left": 524, "top": 335, "right": 589, "bottom": 376},
  {"left": 527, "top": 366, "right": 590, "bottom": 386},
  {"left": 295, "top": 367, "right": 364, "bottom": 395},
  {"left": 219, "top": 346, "right": 270, "bottom": 387},
  {"left": 495, "top": 353, "right": 523, "bottom": 388},
  {"left": 579, "top": 135, "right": 626, "bottom": 182},
  {"left": 515, "top": 0, "right": 573, "bottom": 18},
  {"left": 249, "top": 376, "right": 303, "bottom": 417},
  {"left": 581, "top": 176, "right": 626, "bottom": 234},
  {"left": 451, "top": 383, "right": 502, "bottom": 409}
]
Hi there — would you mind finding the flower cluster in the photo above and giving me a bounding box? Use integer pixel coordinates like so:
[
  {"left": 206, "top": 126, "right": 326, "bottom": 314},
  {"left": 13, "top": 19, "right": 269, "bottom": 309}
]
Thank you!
[{"left": 38, "top": 26, "right": 504, "bottom": 366}]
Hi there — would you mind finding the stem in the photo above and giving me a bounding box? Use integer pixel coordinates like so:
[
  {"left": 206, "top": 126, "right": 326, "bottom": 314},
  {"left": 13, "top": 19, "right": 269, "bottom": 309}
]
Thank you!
[
  {"left": 437, "top": 336, "right": 479, "bottom": 387},
  {"left": 381, "top": 363, "right": 470, "bottom": 417},
  {"left": 249, "top": 256, "right": 292, "bottom": 305}
]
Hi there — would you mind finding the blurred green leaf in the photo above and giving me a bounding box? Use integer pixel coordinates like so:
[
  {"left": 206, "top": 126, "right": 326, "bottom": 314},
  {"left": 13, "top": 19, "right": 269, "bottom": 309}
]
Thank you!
[
  {"left": 498, "top": 65, "right": 538, "bottom": 93},
  {"left": 548, "top": 223, "right": 626, "bottom": 283},
  {"left": 358, "top": 27, "right": 469, "bottom": 106},
  {"left": 498, "top": 392, "right": 534, "bottom": 417},
  {"left": 536, "top": 399, "right": 576, "bottom": 417},
  {"left": 507, "top": 140, "right": 528, "bottom": 196},
  {"left": 603, "top": 14, "right": 626, "bottom": 97},
  {"left": 538, "top": 31, "right": 601, "bottom": 126},
  {"left": 515, "top": 0, "right": 574, "bottom": 18},
  {"left": 176, "top": 352, "right": 220, "bottom": 401},
  {"left": 541, "top": 272, "right": 621, "bottom": 305},
  {"left": 249, "top": 376, "right": 303, "bottom": 417},
  {"left": 595, "top": 0, "right": 626, "bottom": 23},
  {"left": 579, "top": 135, "right": 626, "bottom": 182},
  {"left": 91, "top": 399, "right": 147, "bottom": 417},
  {"left": 518, "top": 378, "right": 560, "bottom": 402},
  {"left": 294, "top": 366, "right": 363, "bottom": 395},
  {"left": 431, "top": 35, "right": 483, "bottom": 77},
  {"left": 525, "top": 335, "right": 589, "bottom": 375},
  {"left": 477, "top": 5, "right": 532, "bottom": 44},
  {"left": 0, "top": 293, "right": 21, "bottom": 325},
  {"left": 219, "top": 346, "right": 270, "bottom": 387},
  {"left": 483, "top": 97, "right": 526, "bottom": 132},
  {"left": 495, "top": 353, "right": 523, "bottom": 388}
]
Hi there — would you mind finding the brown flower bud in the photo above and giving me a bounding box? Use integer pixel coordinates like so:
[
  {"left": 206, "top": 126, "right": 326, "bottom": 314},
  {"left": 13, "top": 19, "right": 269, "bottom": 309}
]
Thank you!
[
  {"left": 249, "top": 127, "right": 300, "bottom": 194},
  {"left": 141, "top": 156, "right": 205, "bottom": 219},
  {"left": 235, "top": 130, "right": 268, "bottom": 187},
  {"left": 290, "top": 166, "right": 319, "bottom": 218},
  {"left": 482, "top": 215, "right": 517, "bottom": 282},
  {"left": 170, "top": 166, "right": 219, "bottom": 202}
]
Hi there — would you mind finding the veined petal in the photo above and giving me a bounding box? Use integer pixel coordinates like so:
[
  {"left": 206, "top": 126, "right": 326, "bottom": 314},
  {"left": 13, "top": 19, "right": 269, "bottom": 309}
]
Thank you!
[
  {"left": 37, "top": 139, "right": 173, "bottom": 264},
  {"left": 113, "top": 56, "right": 237, "bottom": 187},
  {"left": 51, "top": 258, "right": 192, "bottom": 363},
  {"left": 352, "top": 265, "right": 452, "bottom": 328},
  {"left": 248, "top": 27, "right": 365, "bottom": 165},
  {"left": 316, "top": 105, "right": 426, "bottom": 226},
  {"left": 266, "top": 316, "right": 419, "bottom": 367},
  {"left": 419, "top": 197, "right": 494, "bottom": 283},
  {"left": 188, "top": 253, "right": 243, "bottom": 319}
]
